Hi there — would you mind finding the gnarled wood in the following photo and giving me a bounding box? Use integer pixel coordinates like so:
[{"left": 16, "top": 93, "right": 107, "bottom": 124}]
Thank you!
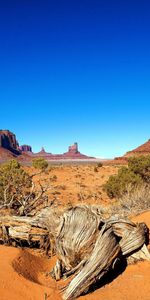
[
  {"left": 0, "top": 205, "right": 149, "bottom": 300},
  {"left": 0, "top": 214, "right": 49, "bottom": 249},
  {"left": 52, "top": 205, "right": 150, "bottom": 300}
]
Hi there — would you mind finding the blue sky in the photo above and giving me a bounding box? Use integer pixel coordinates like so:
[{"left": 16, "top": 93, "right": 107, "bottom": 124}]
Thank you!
[{"left": 0, "top": 0, "right": 150, "bottom": 158}]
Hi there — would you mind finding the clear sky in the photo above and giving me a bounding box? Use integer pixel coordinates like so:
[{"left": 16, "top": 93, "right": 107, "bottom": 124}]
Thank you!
[{"left": 0, "top": 0, "right": 150, "bottom": 158}]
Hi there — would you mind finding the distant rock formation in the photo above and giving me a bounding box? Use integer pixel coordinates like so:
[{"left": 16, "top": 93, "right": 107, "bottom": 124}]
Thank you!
[
  {"left": 113, "top": 139, "right": 150, "bottom": 163},
  {"left": 0, "top": 130, "right": 95, "bottom": 162},
  {"left": 68, "top": 142, "right": 78, "bottom": 153},
  {"left": 41, "top": 147, "right": 46, "bottom": 152},
  {"left": 33, "top": 142, "right": 94, "bottom": 160},
  {"left": 0, "top": 147, "right": 16, "bottom": 161},
  {"left": 124, "top": 139, "right": 150, "bottom": 157},
  {"left": 19, "top": 145, "right": 32, "bottom": 152},
  {"left": 62, "top": 142, "right": 93, "bottom": 159},
  {"left": 34, "top": 147, "right": 52, "bottom": 157},
  {"left": 0, "top": 130, "right": 20, "bottom": 155}
]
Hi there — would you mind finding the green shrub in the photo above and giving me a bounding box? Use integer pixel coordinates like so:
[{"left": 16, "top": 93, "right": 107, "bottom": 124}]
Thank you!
[
  {"left": 0, "top": 159, "right": 32, "bottom": 210},
  {"left": 128, "top": 155, "right": 150, "bottom": 182},
  {"left": 104, "top": 156, "right": 150, "bottom": 199},
  {"left": 32, "top": 158, "right": 48, "bottom": 171},
  {"left": 103, "top": 166, "right": 142, "bottom": 199},
  {"left": 97, "top": 162, "right": 103, "bottom": 168},
  {"left": 0, "top": 159, "right": 50, "bottom": 215}
]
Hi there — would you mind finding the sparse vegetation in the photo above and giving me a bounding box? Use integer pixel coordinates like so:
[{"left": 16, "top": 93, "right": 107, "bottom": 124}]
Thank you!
[
  {"left": 0, "top": 160, "right": 31, "bottom": 210},
  {"left": 104, "top": 167, "right": 142, "bottom": 198},
  {"left": 104, "top": 155, "right": 150, "bottom": 200},
  {"left": 128, "top": 155, "right": 150, "bottom": 182},
  {"left": 97, "top": 162, "right": 103, "bottom": 168},
  {"left": 109, "top": 183, "right": 150, "bottom": 218},
  {"left": 32, "top": 158, "right": 48, "bottom": 171},
  {"left": 119, "top": 183, "right": 150, "bottom": 215},
  {"left": 94, "top": 163, "right": 103, "bottom": 172},
  {"left": 0, "top": 159, "right": 49, "bottom": 215},
  {"left": 50, "top": 175, "right": 57, "bottom": 182}
]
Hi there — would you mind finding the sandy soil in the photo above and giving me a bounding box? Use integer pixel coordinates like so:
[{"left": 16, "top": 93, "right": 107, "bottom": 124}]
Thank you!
[{"left": 26, "top": 164, "right": 119, "bottom": 207}]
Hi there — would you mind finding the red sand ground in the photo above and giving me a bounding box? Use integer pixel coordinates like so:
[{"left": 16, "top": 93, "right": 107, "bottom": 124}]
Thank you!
[
  {"left": 0, "top": 211, "right": 150, "bottom": 300},
  {"left": 26, "top": 165, "right": 120, "bottom": 206}
]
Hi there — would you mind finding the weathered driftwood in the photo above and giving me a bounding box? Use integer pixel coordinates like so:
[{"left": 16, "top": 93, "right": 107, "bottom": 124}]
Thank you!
[
  {"left": 108, "top": 219, "right": 148, "bottom": 255},
  {"left": 55, "top": 206, "right": 101, "bottom": 270},
  {"left": 0, "top": 214, "right": 48, "bottom": 248},
  {"left": 62, "top": 226, "right": 120, "bottom": 300},
  {"left": 0, "top": 204, "right": 62, "bottom": 241},
  {"left": 0, "top": 205, "right": 150, "bottom": 300},
  {"left": 0, "top": 206, "right": 62, "bottom": 253},
  {"left": 51, "top": 205, "right": 150, "bottom": 300}
]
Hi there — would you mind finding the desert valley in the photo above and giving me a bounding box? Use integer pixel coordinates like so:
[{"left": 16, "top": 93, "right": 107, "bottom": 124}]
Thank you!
[
  {"left": 0, "top": 129, "right": 150, "bottom": 300},
  {"left": 1, "top": 0, "right": 150, "bottom": 299}
]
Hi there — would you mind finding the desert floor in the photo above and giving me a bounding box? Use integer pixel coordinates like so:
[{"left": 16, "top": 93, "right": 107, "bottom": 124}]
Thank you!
[
  {"left": 0, "top": 164, "right": 150, "bottom": 300},
  {"left": 28, "top": 164, "right": 120, "bottom": 206}
]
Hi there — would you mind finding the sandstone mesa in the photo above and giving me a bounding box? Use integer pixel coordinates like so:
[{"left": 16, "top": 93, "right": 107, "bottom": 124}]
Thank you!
[{"left": 0, "top": 129, "right": 94, "bottom": 162}]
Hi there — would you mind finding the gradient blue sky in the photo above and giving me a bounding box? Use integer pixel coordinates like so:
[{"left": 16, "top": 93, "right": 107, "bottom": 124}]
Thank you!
[{"left": 0, "top": 0, "right": 150, "bottom": 158}]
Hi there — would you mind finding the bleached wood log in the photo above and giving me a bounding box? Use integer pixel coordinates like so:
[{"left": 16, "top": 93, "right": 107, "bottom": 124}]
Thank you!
[
  {"left": 62, "top": 226, "right": 120, "bottom": 300},
  {"left": 52, "top": 206, "right": 150, "bottom": 300},
  {"left": 0, "top": 205, "right": 149, "bottom": 300},
  {"left": 0, "top": 215, "right": 49, "bottom": 246}
]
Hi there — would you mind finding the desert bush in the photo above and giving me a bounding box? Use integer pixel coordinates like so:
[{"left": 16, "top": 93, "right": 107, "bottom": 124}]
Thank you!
[
  {"left": 0, "top": 159, "right": 49, "bottom": 215},
  {"left": 97, "top": 162, "right": 103, "bottom": 168},
  {"left": 109, "top": 183, "right": 150, "bottom": 218},
  {"left": 128, "top": 155, "right": 150, "bottom": 182},
  {"left": 51, "top": 175, "right": 57, "bottom": 181},
  {"left": 120, "top": 183, "right": 150, "bottom": 215},
  {"left": 104, "top": 156, "right": 150, "bottom": 199},
  {"left": 94, "top": 163, "right": 103, "bottom": 172},
  {"left": 32, "top": 158, "right": 48, "bottom": 171},
  {"left": 104, "top": 166, "right": 142, "bottom": 199},
  {"left": 0, "top": 160, "right": 31, "bottom": 210}
]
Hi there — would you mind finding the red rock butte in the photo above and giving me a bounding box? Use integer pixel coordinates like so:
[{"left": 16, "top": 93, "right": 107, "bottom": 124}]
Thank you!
[
  {"left": 0, "top": 130, "right": 20, "bottom": 155},
  {"left": 19, "top": 145, "right": 32, "bottom": 153},
  {"left": 124, "top": 139, "right": 150, "bottom": 157},
  {"left": 33, "top": 142, "right": 94, "bottom": 160},
  {"left": 114, "top": 138, "right": 150, "bottom": 163},
  {"left": 0, "top": 130, "right": 95, "bottom": 162}
]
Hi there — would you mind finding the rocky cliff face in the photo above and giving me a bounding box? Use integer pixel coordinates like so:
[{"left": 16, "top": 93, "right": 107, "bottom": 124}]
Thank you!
[
  {"left": 114, "top": 139, "right": 150, "bottom": 162},
  {"left": 68, "top": 143, "right": 78, "bottom": 153},
  {"left": 19, "top": 145, "right": 32, "bottom": 152},
  {"left": 0, "top": 130, "right": 94, "bottom": 161},
  {"left": 62, "top": 142, "right": 94, "bottom": 159},
  {"left": 124, "top": 139, "right": 150, "bottom": 157},
  {"left": 33, "top": 143, "right": 94, "bottom": 160},
  {"left": 0, "top": 130, "right": 20, "bottom": 155}
]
